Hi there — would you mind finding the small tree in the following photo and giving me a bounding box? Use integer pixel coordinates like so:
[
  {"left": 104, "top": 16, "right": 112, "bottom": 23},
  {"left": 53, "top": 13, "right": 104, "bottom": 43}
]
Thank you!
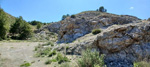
[
  {"left": 99, "top": 6, "right": 107, "bottom": 12},
  {"left": 10, "top": 16, "right": 33, "bottom": 40},
  {"left": 62, "top": 14, "right": 70, "bottom": 20},
  {"left": 0, "top": 8, "right": 9, "bottom": 40},
  {"left": 19, "top": 23, "right": 33, "bottom": 40},
  {"left": 10, "top": 16, "right": 24, "bottom": 34}
]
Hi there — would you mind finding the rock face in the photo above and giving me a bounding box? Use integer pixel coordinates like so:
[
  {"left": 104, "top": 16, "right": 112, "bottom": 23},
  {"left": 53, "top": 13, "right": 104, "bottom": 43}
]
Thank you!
[
  {"left": 94, "top": 22, "right": 150, "bottom": 67},
  {"left": 56, "top": 22, "right": 150, "bottom": 67},
  {"left": 47, "top": 11, "right": 150, "bottom": 67},
  {"left": 56, "top": 11, "right": 141, "bottom": 43},
  {"left": 47, "top": 22, "right": 61, "bottom": 33}
]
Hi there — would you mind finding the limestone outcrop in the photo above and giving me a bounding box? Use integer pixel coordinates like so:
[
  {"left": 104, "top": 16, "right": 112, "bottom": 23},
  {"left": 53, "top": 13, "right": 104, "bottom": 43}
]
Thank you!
[
  {"left": 56, "top": 22, "right": 150, "bottom": 67},
  {"left": 93, "top": 22, "right": 150, "bottom": 67},
  {"left": 56, "top": 11, "right": 141, "bottom": 43}
]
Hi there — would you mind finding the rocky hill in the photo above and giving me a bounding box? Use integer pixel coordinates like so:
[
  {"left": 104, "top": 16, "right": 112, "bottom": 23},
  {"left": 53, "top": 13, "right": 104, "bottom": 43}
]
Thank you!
[
  {"left": 47, "top": 11, "right": 141, "bottom": 43},
  {"left": 45, "top": 11, "right": 150, "bottom": 67}
]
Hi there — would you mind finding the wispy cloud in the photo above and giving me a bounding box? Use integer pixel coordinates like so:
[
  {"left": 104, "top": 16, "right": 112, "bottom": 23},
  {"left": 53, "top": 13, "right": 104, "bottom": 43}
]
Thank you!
[{"left": 129, "top": 7, "right": 134, "bottom": 10}]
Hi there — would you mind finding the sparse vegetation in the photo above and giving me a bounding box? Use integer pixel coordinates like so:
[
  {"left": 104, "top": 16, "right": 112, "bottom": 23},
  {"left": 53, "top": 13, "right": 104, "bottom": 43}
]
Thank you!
[
  {"left": 20, "top": 62, "right": 31, "bottom": 67},
  {"left": 92, "top": 29, "right": 101, "bottom": 35},
  {"left": 56, "top": 53, "right": 70, "bottom": 64},
  {"left": 45, "top": 59, "right": 52, "bottom": 65},
  {"left": 34, "top": 42, "right": 56, "bottom": 57},
  {"left": 134, "top": 61, "right": 150, "bottom": 67},
  {"left": 48, "top": 50, "right": 56, "bottom": 57},
  {"left": 35, "top": 47, "right": 51, "bottom": 57},
  {"left": 60, "top": 63, "right": 71, "bottom": 67},
  {"left": 77, "top": 49, "right": 105, "bottom": 67}
]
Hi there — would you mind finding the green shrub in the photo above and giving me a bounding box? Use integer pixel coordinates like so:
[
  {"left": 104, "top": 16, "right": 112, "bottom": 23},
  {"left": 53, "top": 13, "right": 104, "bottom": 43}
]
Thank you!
[
  {"left": 92, "top": 29, "right": 101, "bottom": 35},
  {"left": 66, "top": 46, "right": 69, "bottom": 49},
  {"left": 134, "top": 61, "right": 150, "bottom": 67},
  {"left": 20, "top": 62, "right": 31, "bottom": 67},
  {"left": 37, "top": 23, "right": 42, "bottom": 29},
  {"left": 45, "top": 59, "right": 52, "bottom": 65},
  {"left": 48, "top": 50, "right": 57, "bottom": 57},
  {"left": 56, "top": 53, "right": 70, "bottom": 64},
  {"left": 78, "top": 49, "right": 105, "bottom": 67},
  {"left": 71, "top": 15, "right": 76, "bottom": 18}
]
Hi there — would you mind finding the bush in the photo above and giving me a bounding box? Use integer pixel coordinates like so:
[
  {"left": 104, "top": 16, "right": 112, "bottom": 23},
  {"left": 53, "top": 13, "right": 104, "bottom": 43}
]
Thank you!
[
  {"left": 71, "top": 15, "right": 76, "bottom": 18},
  {"left": 45, "top": 60, "right": 52, "bottom": 65},
  {"left": 56, "top": 53, "right": 70, "bottom": 64},
  {"left": 37, "top": 23, "right": 42, "bottom": 29},
  {"left": 92, "top": 29, "right": 101, "bottom": 35},
  {"left": 48, "top": 50, "right": 57, "bottom": 57},
  {"left": 78, "top": 49, "right": 105, "bottom": 67}
]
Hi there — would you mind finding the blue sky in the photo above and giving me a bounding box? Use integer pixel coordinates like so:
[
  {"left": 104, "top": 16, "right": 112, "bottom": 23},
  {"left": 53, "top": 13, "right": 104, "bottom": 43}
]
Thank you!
[{"left": 0, "top": 0, "right": 150, "bottom": 22}]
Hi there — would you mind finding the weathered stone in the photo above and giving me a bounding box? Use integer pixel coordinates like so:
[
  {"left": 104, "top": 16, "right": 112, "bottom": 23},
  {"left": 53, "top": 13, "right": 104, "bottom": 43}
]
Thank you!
[{"left": 54, "top": 11, "right": 141, "bottom": 43}]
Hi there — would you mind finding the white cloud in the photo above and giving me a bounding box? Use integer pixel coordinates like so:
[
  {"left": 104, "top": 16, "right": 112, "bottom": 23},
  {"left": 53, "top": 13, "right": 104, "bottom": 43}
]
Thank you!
[{"left": 130, "top": 7, "right": 134, "bottom": 10}]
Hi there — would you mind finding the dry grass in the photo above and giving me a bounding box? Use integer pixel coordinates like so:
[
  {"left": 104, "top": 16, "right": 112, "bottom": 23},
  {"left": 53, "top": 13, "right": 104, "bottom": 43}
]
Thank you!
[{"left": 134, "top": 61, "right": 150, "bottom": 67}]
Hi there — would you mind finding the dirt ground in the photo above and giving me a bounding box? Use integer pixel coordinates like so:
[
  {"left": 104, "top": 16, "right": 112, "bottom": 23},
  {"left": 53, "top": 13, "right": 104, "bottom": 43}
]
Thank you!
[{"left": 0, "top": 42, "right": 52, "bottom": 67}]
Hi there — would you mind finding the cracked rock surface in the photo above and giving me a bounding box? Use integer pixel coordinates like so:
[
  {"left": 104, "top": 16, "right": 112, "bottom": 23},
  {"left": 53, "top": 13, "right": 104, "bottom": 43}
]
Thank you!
[{"left": 94, "top": 22, "right": 150, "bottom": 67}]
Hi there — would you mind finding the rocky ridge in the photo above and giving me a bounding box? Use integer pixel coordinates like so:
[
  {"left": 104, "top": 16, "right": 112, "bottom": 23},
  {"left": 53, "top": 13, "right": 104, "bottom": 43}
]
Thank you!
[
  {"left": 47, "top": 11, "right": 141, "bottom": 43},
  {"left": 46, "top": 11, "right": 150, "bottom": 67},
  {"left": 53, "top": 21, "right": 150, "bottom": 67}
]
